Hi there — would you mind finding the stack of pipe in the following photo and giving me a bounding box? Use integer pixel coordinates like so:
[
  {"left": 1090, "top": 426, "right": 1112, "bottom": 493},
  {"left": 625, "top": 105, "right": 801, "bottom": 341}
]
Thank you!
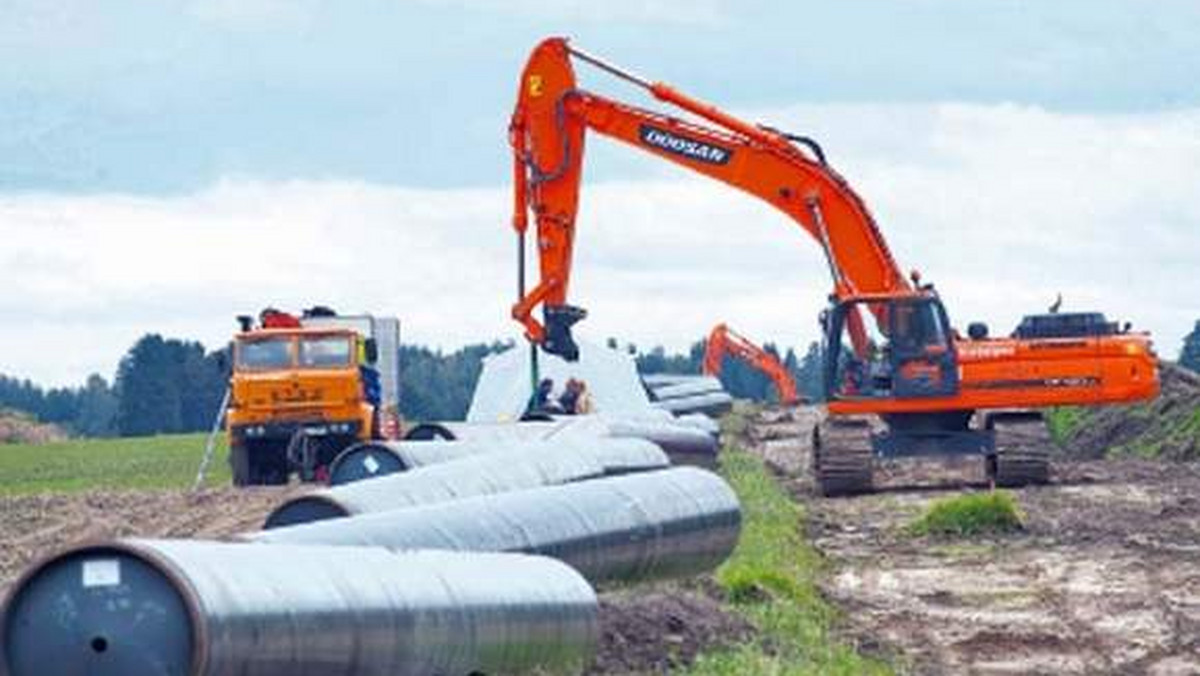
[
  {"left": 3, "top": 423, "right": 743, "bottom": 675},
  {"left": 249, "top": 467, "right": 742, "bottom": 586},
  {"left": 267, "top": 437, "right": 670, "bottom": 527},
  {"left": 404, "top": 419, "right": 563, "bottom": 441},
  {"left": 401, "top": 414, "right": 721, "bottom": 469},
  {"left": 1, "top": 541, "right": 597, "bottom": 676},
  {"left": 645, "top": 375, "right": 734, "bottom": 417},
  {"left": 550, "top": 414, "right": 721, "bottom": 468}
]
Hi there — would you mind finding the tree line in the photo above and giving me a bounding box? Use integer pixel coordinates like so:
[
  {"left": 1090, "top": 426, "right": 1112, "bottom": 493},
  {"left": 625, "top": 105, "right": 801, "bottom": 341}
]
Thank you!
[
  {"left": 6, "top": 322, "right": 1196, "bottom": 439},
  {"left": 0, "top": 335, "right": 514, "bottom": 438}
]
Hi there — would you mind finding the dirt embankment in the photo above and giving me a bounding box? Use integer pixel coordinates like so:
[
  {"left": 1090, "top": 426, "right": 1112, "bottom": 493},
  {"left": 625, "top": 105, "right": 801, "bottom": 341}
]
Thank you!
[
  {"left": 748, "top": 406, "right": 1200, "bottom": 675},
  {"left": 1057, "top": 362, "right": 1200, "bottom": 461},
  {"left": 0, "top": 410, "right": 66, "bottom": 445}
]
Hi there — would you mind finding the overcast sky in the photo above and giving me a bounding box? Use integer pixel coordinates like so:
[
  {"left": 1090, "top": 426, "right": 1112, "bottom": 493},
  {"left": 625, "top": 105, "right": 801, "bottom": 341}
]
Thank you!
[{"left": 1, "top": 1, "right": 1198, "bottom": 385}]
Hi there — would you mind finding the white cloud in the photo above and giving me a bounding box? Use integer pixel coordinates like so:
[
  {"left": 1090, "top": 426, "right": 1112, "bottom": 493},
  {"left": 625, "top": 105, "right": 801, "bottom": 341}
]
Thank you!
[
  {"left": 2, "top": 102, "right": 1198, "bottom": 386},
  {"left": 416, "top": 0, "right": 727, "bottom": 25}
]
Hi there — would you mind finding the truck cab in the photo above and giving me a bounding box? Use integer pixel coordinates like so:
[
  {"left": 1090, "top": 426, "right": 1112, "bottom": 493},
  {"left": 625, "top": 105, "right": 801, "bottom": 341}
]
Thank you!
[{"left": 226, "top": 310, "right": 400, "bottom": 486}]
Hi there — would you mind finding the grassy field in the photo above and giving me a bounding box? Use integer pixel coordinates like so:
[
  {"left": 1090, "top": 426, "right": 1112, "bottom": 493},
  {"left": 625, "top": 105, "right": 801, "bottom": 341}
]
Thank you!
[
  {"left": 0, "top": 433, "right": 229, "bottom": 494},
  {"left": 687, "top": 449, "right": 892, "bottom": 675}
]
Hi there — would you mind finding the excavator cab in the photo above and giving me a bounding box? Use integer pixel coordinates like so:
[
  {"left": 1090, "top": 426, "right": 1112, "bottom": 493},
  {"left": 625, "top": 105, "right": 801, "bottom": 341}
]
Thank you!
[{"left": 823, "top": 294, "right": 959, "bottom": 402}]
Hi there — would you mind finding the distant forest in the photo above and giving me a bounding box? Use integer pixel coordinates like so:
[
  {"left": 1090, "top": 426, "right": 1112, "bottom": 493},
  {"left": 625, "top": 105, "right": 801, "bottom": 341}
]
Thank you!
[
  {"left": 0, "top": 336, "right": 515, "bottom": 438},
  {"left": 5, "top": 322, "right": 1197, "bottom": 439}
]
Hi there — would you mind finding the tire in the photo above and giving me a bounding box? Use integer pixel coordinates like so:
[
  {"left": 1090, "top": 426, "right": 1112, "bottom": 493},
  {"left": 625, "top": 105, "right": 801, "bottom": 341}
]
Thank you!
[
  {"left": 256, "top": 440, "right": 290, "bottom": 485},
  {"left": 230, "top": 443, "right": 254, "bottom": 487}
]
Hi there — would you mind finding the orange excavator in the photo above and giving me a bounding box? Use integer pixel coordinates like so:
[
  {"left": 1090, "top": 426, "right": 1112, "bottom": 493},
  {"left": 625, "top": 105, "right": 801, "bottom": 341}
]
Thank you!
[
  {"left": 703, "top": 323, "right": 801, "bottom": 405},
  {"left": 508, "top": 37, "right": 1160, "bottom": 494}
]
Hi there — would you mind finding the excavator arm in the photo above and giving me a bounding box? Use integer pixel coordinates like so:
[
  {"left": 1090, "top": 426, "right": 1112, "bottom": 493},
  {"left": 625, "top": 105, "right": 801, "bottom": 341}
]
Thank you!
[
  {"left": 703, "top": 323, "right": 800, "bottom": 404},
  {"left": 509, "top": 37, "right": 912, "bottom": 360}
]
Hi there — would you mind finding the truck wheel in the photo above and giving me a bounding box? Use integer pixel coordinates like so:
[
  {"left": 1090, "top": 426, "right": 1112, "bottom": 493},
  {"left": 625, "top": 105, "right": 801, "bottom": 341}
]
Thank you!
[
  {"left": 230, "top": 443, "right": 254, "bottom": 487},
  {"left": 257, "top": 441, "right": 290, "bottom": 485}
]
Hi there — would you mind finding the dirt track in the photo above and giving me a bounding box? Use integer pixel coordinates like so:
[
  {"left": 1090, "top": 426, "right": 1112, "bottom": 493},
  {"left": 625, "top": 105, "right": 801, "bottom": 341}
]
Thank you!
[{"left": 751, "top": 407, "right": 1200, "bottom": 675}]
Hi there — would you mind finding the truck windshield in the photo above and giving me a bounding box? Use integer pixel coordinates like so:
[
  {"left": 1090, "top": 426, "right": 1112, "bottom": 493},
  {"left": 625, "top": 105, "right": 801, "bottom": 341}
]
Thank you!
[
  {"left": 299, "top": 336, "right": 353, "bottom": 368},
  {"left": 238, "top": 337, "right": 293, "bottom": 370}
]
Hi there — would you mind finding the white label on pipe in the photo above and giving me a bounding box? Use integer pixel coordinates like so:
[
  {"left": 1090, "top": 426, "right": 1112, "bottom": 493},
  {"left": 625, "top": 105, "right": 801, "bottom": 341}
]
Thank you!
[
  {"left": 82, "top": 559, "right": 121, "bottom": 588},
  {"left": 363, "top": 454, "right": 380, "bottom": 474}
]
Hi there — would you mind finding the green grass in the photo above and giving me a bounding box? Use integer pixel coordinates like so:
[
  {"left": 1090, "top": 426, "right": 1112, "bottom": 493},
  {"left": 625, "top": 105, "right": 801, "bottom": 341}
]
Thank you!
[
  {"left": 0, "top": 433, "right": 229, "bottom": 494},
  {"left": 685, "top": 450, "right": 892, "bottom": 675},
  {"left": 908, "top": 491, "right": 1024, "bottom": 538},
  {"left": 1045, "top": 406, "right": 1086, "bottom": 445}
]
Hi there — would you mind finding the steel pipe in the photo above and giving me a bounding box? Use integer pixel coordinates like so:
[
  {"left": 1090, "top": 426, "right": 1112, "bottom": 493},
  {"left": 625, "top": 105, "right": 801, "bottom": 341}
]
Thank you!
[
  {"left": 603, "top": 418, "right": 721, "bottom": 467},
  {"left": 328, "top": 436, "right": 667, "bottom": 485},
  {"left": 404, "top": 420, "right": 562, "bottom": 441},
  {"left": 653, "top": 391, "right": 735, "bottom": 417},
  {"left": 1, "top": 540, "right": 598, "bottom": 676},
  {"left": 328, "top": 439, "right": 513, "bottom": 483},
  {"left": 675, "top": 413, "right": 721, "bottom": 436},
  {"left": 267, "top": 438, "right": 669, "bottom": 528},
  {"left": 248, "top": 467, "right": 742, "bottom": 585},
  {"left": 640, "top": 373, "right": 696, "bottom": 388},
  {"left": 648, "top": 377, "right": 725, "bottom": 402}
]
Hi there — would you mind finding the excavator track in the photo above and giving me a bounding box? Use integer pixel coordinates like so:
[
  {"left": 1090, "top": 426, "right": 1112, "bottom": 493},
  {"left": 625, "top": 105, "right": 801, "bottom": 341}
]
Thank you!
[
  {"left": 987, "top": 414, "right": 1051, "bottom": 487},
  {"left": 812, "top": 416, "right": 874, "bottom": 496}
]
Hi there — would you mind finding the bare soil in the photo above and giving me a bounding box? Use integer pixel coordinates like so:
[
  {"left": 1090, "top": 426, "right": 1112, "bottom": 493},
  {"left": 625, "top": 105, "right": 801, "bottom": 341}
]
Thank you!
[
  {"left": 0, "top": 484, "right": 749, "bottom": 674},
  {"left": 750, "top": 406, "right": 1200, "bottom": 675},
  {"left": 589, "top": 582, "right": 753, "bottom": 674},
  {"left": 0, "top": 486, "right": 306, "bottom": 595}
]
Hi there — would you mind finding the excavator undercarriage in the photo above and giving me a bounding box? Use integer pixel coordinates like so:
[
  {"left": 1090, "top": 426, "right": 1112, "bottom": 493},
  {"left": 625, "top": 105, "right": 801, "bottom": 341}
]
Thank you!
[{"left": 812, "top": 410, "right": 1051, "bottom": 496}]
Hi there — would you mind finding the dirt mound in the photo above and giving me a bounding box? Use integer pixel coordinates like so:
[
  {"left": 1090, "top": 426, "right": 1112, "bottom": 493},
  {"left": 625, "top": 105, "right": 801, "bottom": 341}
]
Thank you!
[
  {"left": 589, "top": 586, "right": 753, "bottom": 674},
  {"left": 0, "top": 409, "right": 66, "bottom": 445},
  {"left": 1058, "top": 362, "right": 1200, "bottom": 461}
]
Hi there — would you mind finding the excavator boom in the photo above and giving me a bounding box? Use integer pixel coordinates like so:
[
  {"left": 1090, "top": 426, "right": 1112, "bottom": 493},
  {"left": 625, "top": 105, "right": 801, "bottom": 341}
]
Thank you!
[
  {"left": 510, "top": 37, "right": 908, "bottom": 359},
  {"left": 703, "top": 323, "right": 800, "bottom": 405}
]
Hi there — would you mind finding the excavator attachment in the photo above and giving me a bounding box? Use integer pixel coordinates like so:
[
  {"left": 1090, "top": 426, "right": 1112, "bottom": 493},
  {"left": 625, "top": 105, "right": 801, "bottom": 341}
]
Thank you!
[{"left": 543, "top": 304, "right": 587, "bottom": 362}]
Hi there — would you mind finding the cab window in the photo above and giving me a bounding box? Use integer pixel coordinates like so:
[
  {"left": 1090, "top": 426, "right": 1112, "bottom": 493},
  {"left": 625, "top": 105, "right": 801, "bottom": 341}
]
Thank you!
[
  {"left": 299, "top": 336, "right": 353, "bottom": 368},
  {"left": 237, "top": 337, "right": 293, "bottom": 370}
]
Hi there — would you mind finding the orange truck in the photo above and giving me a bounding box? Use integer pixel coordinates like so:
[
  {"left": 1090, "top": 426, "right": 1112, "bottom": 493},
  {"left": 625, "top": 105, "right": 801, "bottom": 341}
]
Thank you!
[{"left": 226, "top": 308, "right": 400, "bottom": 486}]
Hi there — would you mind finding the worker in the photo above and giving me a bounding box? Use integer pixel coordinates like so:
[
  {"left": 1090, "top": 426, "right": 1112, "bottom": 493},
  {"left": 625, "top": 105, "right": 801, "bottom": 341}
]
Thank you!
[
  {"left": 558, "top": 378, "right": 582, "bottom": 414},
  {"left": 533, "top": 378, "right": 556, "bottom": 411},
  {"left": 358, "top": 337, "right": 382, "bottom": 408},
  {"left": 574, "top": 380, "right": 595, "bottom": 414}
]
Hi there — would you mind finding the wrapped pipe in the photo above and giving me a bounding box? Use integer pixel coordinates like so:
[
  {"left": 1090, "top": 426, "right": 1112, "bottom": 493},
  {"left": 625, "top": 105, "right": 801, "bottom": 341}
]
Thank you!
[
  {"left": 602, "top": 418, "right": 721, "bottom": 468},
  {"left": 404, "top": 420, "right": 562, "bottom": 441},
  {"left": 248, "top": 467, "right": 742, "bottom": 585},
  {"left": 328, "top": 436, "right": 667, "bottom": 486},
  {"left": 0, "top": 540, "right": 598, "bottom": 676},
  {"left": 648, "top": 376, "right": 726, "bottom": 401},
  {"left": 266, "top": 438, "right": 669, "bottom": 528},
  {"left": 653, "top": 391, "right": 735, "bottom": 417}
]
